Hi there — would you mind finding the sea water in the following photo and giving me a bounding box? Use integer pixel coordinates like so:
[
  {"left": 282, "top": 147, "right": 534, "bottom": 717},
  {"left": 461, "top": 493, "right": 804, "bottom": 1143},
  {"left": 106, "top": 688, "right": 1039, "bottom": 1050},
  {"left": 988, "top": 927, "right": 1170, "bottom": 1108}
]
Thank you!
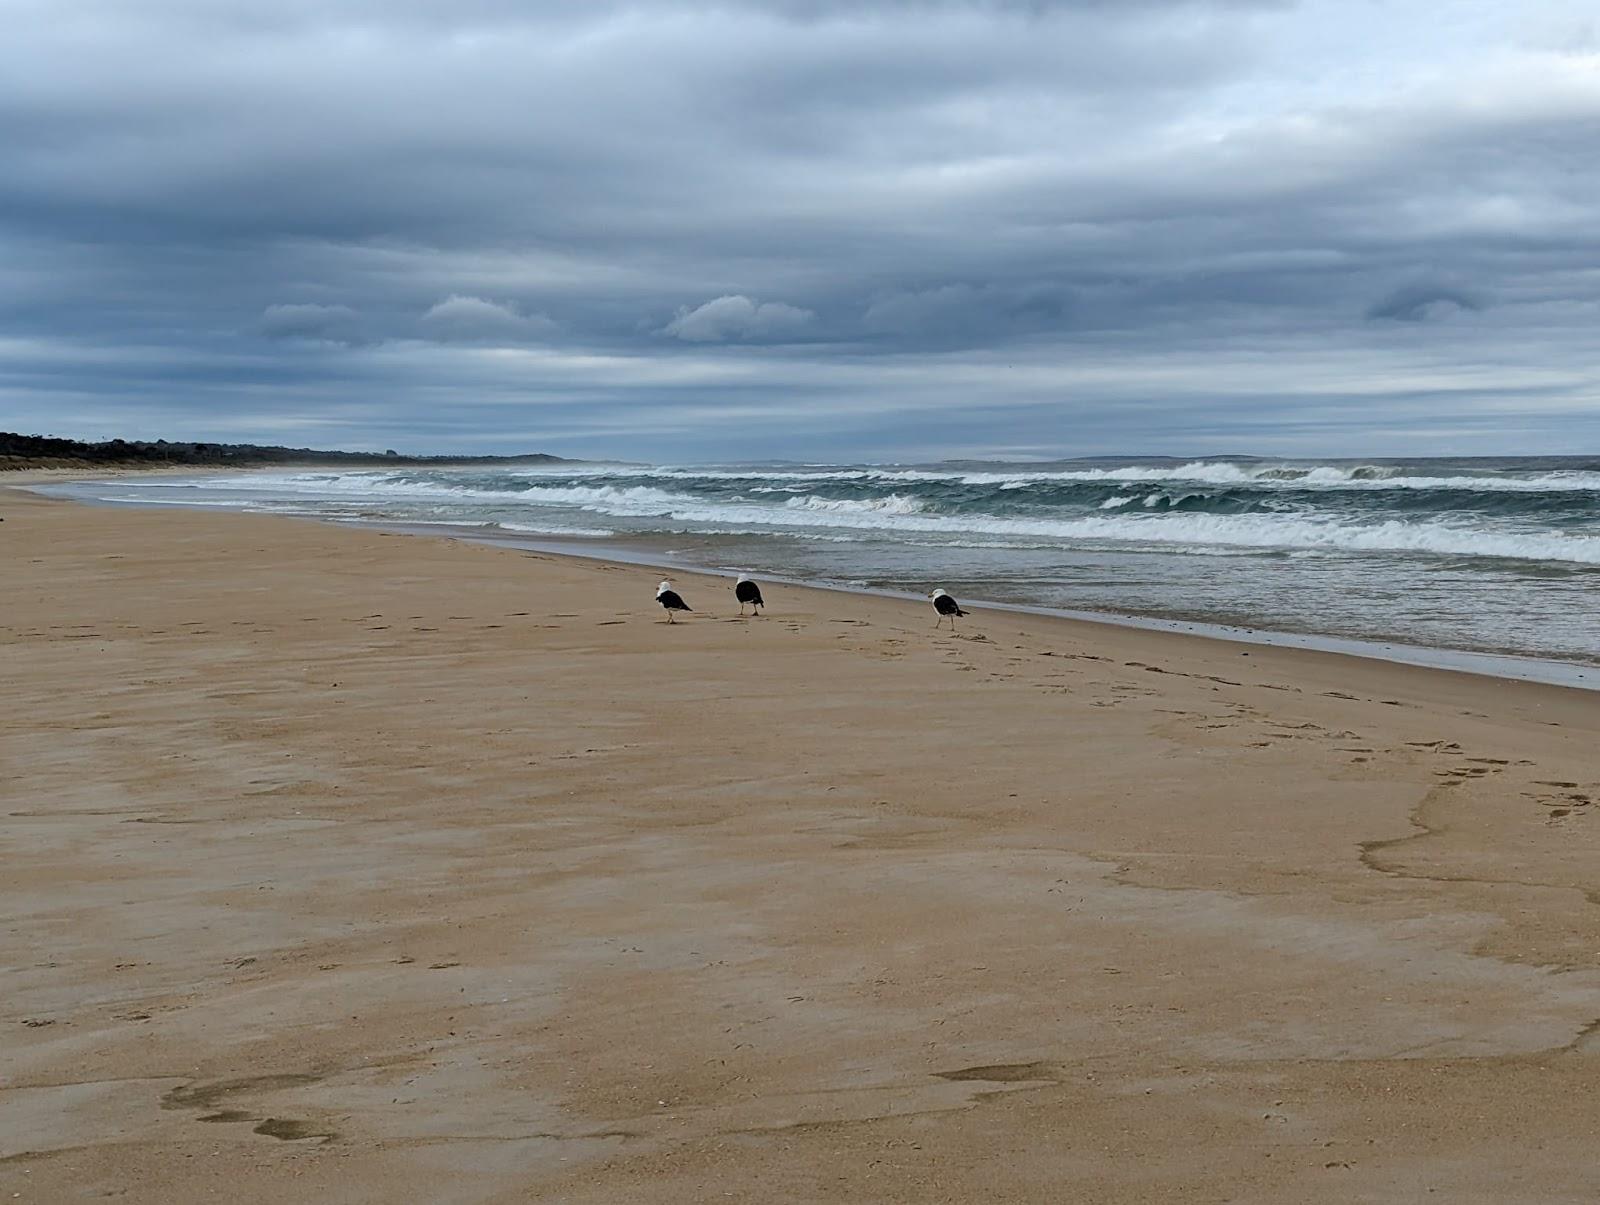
[{"left": 54, "top": 455, "right": 1600, "bottom": 666}]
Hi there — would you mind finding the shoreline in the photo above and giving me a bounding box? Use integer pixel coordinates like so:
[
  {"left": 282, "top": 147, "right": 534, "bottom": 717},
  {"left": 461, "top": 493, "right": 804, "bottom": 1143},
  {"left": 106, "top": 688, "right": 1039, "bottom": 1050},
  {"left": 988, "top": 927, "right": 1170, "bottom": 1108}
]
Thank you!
[
  {"left": 23, "top": 471, "right": 1600, "bottom": 693},
  {"left": 411, "top": 522, "right": 1600, "bottom": 692},
  {"left": 7, "top": 483, "right": 1600, "bottom": 1201}
]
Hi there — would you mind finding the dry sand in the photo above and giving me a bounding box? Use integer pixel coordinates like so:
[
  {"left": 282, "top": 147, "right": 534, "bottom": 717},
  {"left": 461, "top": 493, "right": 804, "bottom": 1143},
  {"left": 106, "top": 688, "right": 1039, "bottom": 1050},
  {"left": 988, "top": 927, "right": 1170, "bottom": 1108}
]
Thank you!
[{"left": 5, "top": 482, "right": 1600, "bottom": 1203}]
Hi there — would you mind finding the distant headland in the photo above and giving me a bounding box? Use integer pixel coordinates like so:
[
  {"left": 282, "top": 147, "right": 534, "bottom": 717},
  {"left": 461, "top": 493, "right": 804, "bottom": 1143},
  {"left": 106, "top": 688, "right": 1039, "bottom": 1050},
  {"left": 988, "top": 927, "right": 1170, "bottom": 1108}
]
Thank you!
[{"left": 1, "top": 432, "right": 571, "bottom": 471}]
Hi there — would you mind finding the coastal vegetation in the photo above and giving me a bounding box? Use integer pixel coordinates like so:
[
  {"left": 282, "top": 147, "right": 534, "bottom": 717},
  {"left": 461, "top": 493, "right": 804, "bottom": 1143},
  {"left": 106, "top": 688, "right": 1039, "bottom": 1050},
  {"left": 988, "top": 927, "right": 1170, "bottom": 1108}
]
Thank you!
[{"left": 0, "top": 431, "right": 566, "bottom": 471}]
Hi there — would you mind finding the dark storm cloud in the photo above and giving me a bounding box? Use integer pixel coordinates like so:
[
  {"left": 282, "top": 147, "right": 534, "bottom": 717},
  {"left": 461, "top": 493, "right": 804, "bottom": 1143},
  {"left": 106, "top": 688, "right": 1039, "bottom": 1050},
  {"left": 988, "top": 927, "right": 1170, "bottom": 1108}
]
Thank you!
[{"left": 2, "top": 0, "right": 1598, "bottom": 457}]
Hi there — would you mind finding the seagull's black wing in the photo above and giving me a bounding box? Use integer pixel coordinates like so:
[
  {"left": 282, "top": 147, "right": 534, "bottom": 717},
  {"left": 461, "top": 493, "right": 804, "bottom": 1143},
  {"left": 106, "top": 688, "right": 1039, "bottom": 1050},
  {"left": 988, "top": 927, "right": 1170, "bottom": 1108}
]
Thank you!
[
  {"left": 657, "top": 590, "right": 691, "bottom": 611},
  {"left": 735, "top": 581, "right": 764, "bottom": 606},
  {"left": 934, "top": 594, "right": 964, "bottom": 616}
]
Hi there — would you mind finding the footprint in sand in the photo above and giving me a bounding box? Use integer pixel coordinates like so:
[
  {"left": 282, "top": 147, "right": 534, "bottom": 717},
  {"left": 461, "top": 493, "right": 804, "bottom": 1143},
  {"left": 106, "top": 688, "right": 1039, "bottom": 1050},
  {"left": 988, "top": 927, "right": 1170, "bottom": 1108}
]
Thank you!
[
  {"left": 934, "top": 1061, "right": 1058, "bottom": 1083},
  {"left": 254, "top": 1118, "right": 337, "bottom": 1141},
  {"left": 1533, "top": 791, "right": 1594, "bottom": 823}
]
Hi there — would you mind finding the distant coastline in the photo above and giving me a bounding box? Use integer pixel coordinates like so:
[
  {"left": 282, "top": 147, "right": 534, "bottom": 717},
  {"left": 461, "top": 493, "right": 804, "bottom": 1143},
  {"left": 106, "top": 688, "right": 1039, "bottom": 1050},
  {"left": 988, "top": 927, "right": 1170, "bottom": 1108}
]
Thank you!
[{"left": 0, "top": 431, "right": 573, "bottom": 472}]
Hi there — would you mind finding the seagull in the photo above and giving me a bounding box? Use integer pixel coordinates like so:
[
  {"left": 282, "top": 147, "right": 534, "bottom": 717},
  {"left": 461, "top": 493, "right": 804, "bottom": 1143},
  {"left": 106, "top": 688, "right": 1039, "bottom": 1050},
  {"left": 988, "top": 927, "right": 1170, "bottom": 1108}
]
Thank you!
[
  {"left": 655, "top": 579, "right": 692, "bottom": 623},
  {"left": 734, "top": 574, "right": 765, "bottom": 616},
  {"left": 930, "top": 588, "right": 968, "bottom": 630}
]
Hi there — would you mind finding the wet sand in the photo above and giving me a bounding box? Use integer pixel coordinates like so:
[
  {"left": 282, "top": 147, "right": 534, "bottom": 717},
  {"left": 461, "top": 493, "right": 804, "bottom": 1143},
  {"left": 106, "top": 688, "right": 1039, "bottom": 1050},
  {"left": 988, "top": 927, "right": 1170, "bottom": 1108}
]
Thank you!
[{"left": 5, "top": 482, "right": 1600, "bottom": 1203}]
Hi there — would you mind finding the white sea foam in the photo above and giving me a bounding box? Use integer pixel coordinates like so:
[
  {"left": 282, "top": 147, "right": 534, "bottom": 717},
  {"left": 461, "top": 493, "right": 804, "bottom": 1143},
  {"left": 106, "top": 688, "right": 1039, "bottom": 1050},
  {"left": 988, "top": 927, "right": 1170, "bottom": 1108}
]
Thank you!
[
  {"left": 513, "top": 484, "right": 696, "bottom": 511},
  {"left": 171, "top": 461, "right": 1600, "bottom": 494},
  {"left": 636, "top": 461, "right": 1600, "bottom": 492},
  {"left": 784, "top": 493, "right": 927, "bottom": 515},
  {"left": 380, "top": 517, "right": 618, "bottom": 538},
  {"left": 493, "top": 521, "right": 617, "bottom": 537},
  {"left": 99, "top": 495, "right": 254, "bottom": 507},
  {"left": 908, "top": 463, "right": 1600, "bottom": 491},
  {"left": 186, "top": 473, "right": 700, "bottom": 511},
  {"left": 79, "top": 467, "right": 1600, "bottom": 565},
  {"left": 502, "top": 490, "right": 1600, "bottom": 565}
]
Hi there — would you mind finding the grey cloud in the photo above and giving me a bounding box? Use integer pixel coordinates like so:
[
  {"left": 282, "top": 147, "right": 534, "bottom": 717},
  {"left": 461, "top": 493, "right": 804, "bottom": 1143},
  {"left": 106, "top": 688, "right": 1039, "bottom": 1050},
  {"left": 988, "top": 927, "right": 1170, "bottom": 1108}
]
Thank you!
[
  {"left": 419, "top": 295, "right": 556, "bottom": 343},
  {"left": 1, "top": 0, "right": 1598, "bottom": 458},
  {"left": 1366, "top": 282, "right": 1488, "bottom": 323},
  {"left": 863, "top": 283, "right": 1073, "bottom": 341},
  {"left": 663, "top": 296, "right": 816, "bottom": 342},
  {"left": 258, "top": 304, "right": 369, "bottom": 346}
]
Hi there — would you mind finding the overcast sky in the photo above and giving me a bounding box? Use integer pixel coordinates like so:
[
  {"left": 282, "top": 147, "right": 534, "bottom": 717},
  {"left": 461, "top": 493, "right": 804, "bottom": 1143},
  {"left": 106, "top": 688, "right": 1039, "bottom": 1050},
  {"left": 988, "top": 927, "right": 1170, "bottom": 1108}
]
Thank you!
[{"left": 3, "top": 0, "right": 1597, "bottom": 460}]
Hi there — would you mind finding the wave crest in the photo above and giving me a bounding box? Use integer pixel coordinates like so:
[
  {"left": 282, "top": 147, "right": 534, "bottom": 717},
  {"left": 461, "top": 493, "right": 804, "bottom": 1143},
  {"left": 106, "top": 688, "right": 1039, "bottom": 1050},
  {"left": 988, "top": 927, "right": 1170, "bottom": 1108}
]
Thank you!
[{"left": 784, "top": 493, "right": 927, "bottom": 516}]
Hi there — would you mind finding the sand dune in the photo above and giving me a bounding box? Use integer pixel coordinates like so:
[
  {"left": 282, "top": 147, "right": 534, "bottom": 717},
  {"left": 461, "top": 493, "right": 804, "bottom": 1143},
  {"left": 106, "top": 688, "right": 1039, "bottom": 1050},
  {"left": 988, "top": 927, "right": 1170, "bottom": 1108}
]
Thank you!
[{"left": 5, "top": 484, "right": 1600, "bottom": 1202}]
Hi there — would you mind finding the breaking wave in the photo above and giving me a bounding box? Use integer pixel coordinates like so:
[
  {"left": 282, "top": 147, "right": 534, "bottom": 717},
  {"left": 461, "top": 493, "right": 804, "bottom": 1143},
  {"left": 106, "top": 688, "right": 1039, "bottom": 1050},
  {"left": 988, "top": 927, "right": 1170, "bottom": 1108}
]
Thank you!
[
  {"left": 56, "top": 453, "right": 1600, "bottom": 669},
  {"left": 602, "top": 502, "right": 1600, "bottom": 565},
  {"left": 784, "top": 493, "right": 928, "bottom": 515},
  {"left": 83, "top": 458, "right": 1600, "bottom": 569},
  {"left": 575, "top": 460, "right": 1600, "bottom": 492}
]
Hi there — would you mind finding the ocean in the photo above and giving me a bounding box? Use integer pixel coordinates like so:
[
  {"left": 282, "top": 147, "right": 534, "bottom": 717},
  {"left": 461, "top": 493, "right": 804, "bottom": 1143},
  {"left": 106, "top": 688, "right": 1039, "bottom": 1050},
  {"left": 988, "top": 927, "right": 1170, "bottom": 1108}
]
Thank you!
[{"left": 54, "top": 455, "right": 1600, "bottom": 670}]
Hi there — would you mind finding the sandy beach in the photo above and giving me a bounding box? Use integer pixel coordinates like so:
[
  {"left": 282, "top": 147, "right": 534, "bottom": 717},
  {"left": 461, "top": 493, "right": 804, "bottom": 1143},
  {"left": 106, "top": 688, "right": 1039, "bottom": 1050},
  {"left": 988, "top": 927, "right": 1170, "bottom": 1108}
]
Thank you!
[{"left": 6, "top": 481, "right": 1600, "bottom": 1203}]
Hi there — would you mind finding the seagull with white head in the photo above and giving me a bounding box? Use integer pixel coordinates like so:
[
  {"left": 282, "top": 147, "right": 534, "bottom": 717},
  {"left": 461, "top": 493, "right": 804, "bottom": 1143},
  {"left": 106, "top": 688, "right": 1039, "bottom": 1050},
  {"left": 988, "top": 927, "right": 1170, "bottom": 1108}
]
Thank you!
[
  {"left": 929, "top": 588, "right": 968, "bottom": 630},
  {"left": 734, "top": 574, "right": 765, "bottom": 616},
  {"left": 655, "top": 579, "right": 692, "bottom": 623}
]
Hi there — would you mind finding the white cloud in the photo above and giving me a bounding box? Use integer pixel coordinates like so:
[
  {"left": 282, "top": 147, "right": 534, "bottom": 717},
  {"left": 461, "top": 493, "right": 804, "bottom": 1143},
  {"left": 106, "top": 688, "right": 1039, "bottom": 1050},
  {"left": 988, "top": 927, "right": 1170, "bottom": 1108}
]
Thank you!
[{"left": 662, "top": 295, "right": 815, "bottom": 342}]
